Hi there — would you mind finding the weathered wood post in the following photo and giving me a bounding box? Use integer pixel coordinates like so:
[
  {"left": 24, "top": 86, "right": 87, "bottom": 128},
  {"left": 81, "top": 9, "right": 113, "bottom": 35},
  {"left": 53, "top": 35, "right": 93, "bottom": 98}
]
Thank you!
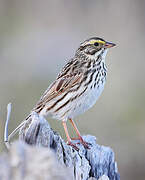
[{"left": 1, "top": 105, "right": 120, "bottom": 180}]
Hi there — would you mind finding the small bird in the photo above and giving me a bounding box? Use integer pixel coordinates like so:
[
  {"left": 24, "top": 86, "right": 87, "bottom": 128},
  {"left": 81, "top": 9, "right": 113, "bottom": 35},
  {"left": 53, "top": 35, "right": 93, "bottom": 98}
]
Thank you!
[{"left": 10, "top": 37, "right": 116, "bottom": 150}]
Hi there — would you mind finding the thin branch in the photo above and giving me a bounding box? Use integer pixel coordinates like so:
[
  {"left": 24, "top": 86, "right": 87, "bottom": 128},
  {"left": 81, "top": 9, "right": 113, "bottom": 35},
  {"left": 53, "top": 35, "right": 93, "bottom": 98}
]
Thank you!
[
  {"left": 4, "top": 103, "right": 27, "bottom": 149},
  {"left": 4, "top": 103, "right": 12, "bottom": 149}
]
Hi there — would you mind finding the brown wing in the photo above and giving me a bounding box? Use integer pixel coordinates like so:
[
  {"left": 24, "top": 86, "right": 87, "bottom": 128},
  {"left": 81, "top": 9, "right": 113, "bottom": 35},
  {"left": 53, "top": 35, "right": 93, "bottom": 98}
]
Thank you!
[{"left": 33, "top": 73, "right": 83, "bottom": 113}]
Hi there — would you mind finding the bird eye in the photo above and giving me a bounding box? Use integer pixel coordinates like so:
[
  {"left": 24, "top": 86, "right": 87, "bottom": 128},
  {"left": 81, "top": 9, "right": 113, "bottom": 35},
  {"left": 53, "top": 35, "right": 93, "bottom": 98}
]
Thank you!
[{"left": 94, "top": 42, "right": 99, "bottom": 46}]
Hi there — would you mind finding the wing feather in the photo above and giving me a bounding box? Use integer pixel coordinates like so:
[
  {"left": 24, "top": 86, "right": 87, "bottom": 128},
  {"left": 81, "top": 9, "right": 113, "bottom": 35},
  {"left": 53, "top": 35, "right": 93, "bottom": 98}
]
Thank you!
[{"left": 33, "top": 73, "right": 82, "bottom": 113}]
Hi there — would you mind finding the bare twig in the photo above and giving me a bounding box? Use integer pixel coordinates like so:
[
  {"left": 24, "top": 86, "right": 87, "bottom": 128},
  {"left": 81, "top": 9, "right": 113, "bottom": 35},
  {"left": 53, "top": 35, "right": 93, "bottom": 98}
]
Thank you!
[
  {"left": 4, "top": 103, "right": 26, "bottom": 149},
  {"left": 4, "top": 103, "right": 12, "bottom": 149}
]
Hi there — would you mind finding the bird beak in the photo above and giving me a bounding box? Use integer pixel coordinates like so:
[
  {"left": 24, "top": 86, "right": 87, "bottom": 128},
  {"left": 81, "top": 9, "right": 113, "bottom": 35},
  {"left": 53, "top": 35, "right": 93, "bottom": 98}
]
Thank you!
[{"left": 105, "top": 42, "right": 116, "bottom": 48}]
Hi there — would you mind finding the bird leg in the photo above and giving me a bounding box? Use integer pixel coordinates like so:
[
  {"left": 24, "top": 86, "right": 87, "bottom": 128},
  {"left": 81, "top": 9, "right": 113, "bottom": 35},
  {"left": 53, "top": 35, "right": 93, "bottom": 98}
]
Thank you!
[
  {"left": 69, "top": 118, "right": 90, "bottom": 149},
  {"left": 62, "top": 121, "right": 79, "bottom": 151}
]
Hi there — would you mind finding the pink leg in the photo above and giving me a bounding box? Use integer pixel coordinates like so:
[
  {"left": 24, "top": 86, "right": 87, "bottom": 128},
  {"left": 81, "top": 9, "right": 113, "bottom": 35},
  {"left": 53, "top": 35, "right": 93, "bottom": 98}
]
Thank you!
[
  {"left": 69, "top": 119, "right": 90, "bottom": 149},
  {"left": 62, "top": 121, "right": 79, "bottom": 151}
]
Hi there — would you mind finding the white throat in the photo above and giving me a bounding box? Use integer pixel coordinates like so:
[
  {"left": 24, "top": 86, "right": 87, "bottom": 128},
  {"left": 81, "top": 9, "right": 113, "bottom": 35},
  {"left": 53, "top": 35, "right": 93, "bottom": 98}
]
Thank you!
[{"left": 94, "top": 49, "right": 108, "bottom": 61}]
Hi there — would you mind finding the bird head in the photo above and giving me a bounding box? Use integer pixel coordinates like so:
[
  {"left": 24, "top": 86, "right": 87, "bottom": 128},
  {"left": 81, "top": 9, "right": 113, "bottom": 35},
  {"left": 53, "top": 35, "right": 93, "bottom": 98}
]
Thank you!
[{"left": 78, "top": 37, "right": 116, "bottom": 58}]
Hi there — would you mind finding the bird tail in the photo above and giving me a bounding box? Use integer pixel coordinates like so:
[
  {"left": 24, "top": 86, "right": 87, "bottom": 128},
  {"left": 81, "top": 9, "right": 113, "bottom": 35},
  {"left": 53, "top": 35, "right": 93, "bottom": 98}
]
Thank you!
[
  {"left": 7, "top": 113, "right": 32, "bottom": 143},
  {"left": 5, "top": 100, "right": 44, "bottom": 145}
]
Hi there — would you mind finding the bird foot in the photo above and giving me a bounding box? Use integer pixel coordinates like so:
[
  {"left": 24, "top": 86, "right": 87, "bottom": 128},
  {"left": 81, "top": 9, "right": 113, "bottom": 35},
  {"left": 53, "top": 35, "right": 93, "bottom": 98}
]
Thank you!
[
  {"left": 71, "top": 136, "right": 90, "bottom": 149},
  {"left": 67, "top": 141, "right": 79, "bottom": 151}
]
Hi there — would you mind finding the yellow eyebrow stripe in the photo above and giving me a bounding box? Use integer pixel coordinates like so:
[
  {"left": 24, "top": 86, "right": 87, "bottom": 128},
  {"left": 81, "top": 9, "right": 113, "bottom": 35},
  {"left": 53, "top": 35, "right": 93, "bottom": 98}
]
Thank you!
[{"left": 89, "top": 40, "right": 106, "bottom": 45}]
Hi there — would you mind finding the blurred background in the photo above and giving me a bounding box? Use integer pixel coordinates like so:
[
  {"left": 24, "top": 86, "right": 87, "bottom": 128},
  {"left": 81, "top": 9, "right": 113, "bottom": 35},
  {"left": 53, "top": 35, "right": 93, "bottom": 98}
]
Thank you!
[{"left": 0, "top": 0, "right": 145, "bottom": 179}]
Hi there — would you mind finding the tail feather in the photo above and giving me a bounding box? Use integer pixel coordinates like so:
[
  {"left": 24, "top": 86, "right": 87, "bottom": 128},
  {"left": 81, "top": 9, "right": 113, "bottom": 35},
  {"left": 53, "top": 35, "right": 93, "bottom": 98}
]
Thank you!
[
  {"left": 8, "top": 101, "right": 45, "bottom": 142},
  {"left": 8, "top": 113, "right": 32, "bottom": 142}
]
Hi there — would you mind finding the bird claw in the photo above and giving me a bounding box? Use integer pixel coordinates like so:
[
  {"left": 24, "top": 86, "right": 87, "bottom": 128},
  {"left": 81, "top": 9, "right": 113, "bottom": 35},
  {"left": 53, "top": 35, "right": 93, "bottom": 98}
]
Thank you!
[
  {"left": 67, "top": 141, "right": 79, "bottom": 151},
  {"left": 79, "top": 139, "right": 90, "bottom": 149},
  {"left": 71, "top": 137, "right": 91, "bottom": 149}
]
